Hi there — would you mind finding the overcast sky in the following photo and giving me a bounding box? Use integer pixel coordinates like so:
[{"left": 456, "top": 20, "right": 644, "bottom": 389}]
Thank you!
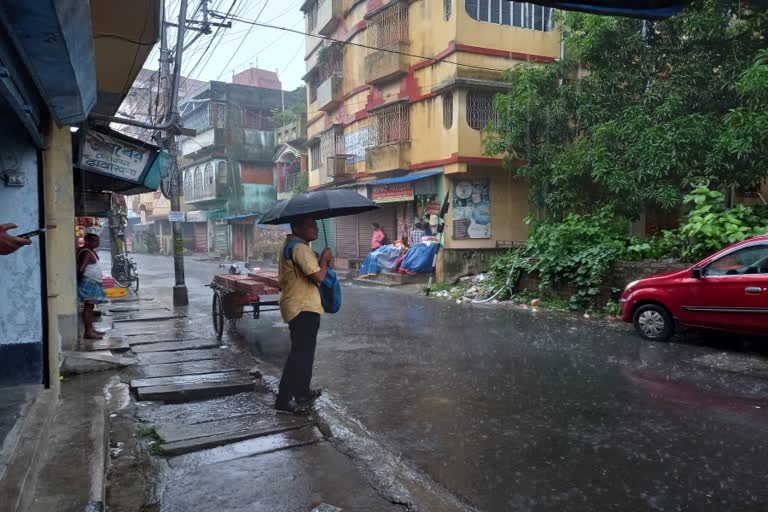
[{"left": 144, "top": 0, "right": 306, "bottom": 91}]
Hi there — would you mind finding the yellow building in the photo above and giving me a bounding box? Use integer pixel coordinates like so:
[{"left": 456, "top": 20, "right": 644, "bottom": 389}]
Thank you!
[{"left": 301, "top": 0, "right": 560, "bottom": 276}]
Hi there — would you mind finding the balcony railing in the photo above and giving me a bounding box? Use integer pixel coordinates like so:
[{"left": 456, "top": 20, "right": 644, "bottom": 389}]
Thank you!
[
  {"left": 326, "top": 154, "right": 354, "bottom": 178},
  {"left": 282, "top": 172, "right": 303, "bottom": 192}
]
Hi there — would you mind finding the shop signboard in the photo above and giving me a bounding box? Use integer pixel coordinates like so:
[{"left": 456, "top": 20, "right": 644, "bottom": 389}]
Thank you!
[
  {"left": 79, "top": 129, "right": 157, "bottom": 184},
  {"left": 452, "top": 178, "right": 491, "bottom": 239},
  {"left": 168, "top": 211, "right": 185, "bottom": 222},
  {"left": 370, "top": 182, "right": 414, "bottom": 203}
]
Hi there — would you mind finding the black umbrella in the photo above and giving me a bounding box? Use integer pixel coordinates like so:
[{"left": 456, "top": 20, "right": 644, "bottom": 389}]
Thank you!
[{"left": 259, "top": 189, "right": 379, "bottom": 246}]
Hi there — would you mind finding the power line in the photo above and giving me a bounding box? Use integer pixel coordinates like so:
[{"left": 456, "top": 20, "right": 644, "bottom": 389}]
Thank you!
[
  {"left": 210, "top": 12, "right": 515, "bottom": 74},
  {"left": 214, "top": 0, "right": 271, "bottom": 81},
  {"left": 181, "top": 0, "right": 238, "bottom": 86},
  {"left": 230, "top": 18, "right": 303, "bottom": 72},
  {"left": 280, "top": 40, "right": 304, "bottom": 75}
]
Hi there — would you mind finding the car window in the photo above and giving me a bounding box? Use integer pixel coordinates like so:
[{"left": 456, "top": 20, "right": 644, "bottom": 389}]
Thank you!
[{"left": 705, "top": 244, "right": 768, "bottom": 276}]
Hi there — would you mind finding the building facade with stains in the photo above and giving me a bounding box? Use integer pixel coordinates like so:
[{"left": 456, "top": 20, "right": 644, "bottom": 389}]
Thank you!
[{"left": 301, "top": 0, "right": 560, "bottom": 274}]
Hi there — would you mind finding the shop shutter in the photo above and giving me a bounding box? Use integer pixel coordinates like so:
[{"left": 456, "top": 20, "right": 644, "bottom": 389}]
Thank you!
[
  {"left": 318, "top": 218, "right": 336, "bottom": 254},
  {"left": 194, "top": 223, "right": 207, "bottom": 252},
  {"left": 357, "top": 204, "right": 396, "bottom": 258},
  {"left": 335, "top": 215, "right": 358, "bottom": 259},
  {"left": 232, "top": 224, "right": 246, "bottom": 260},
  {"left": 214, "top": 223, "right": 228, "bottom": 253}
]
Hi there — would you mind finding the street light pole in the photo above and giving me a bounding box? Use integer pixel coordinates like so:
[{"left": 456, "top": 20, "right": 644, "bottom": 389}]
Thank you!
[{"left": 161, "top": 0, "right": 189, "bottom": 306}]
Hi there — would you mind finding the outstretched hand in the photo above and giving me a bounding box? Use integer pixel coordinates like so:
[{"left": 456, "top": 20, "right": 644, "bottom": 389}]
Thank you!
[{"left": 0, "top": 224, "right": 32, "bottom": 255}]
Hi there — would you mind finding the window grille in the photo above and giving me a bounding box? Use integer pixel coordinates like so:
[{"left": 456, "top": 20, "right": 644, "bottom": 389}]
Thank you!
[
  {"left": 465, "top": 0, "right": 554, "bottom": 31},
  {"left": 466, "top": 91, "right": 498, "bottom": 130},
  {"left": 443, "top": 93, "right": 453, "bottom": 129},
  {"left": 310, "top": 143, "right": 321, "bottom": 170},
  {"left": 444, "top": 0, "right": 452, "bottom": 20},
  {"left": 368, "top": 103, "right": 410, "bottom": 146},
  {"left": 320, "top": 127, "right": 345, "bottom": 159},
  {"left": 183, "top": 103, "right": 211, "bottom": 131},
  {"left": 204, "top": 163, "right": 214, "bottom": 197},
  {"left": 367, "top": 2, "right": 408, "bottom": 48},
  {"left": 193, "top": 167, "right": 203, "bottom": 199}
]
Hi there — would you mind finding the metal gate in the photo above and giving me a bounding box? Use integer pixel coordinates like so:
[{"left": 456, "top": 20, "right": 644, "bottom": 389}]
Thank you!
[
  {"left": 335, "top": 215, "right": 358, "bottom": 259},
  {"left": 214, "top": 223, "right": 228, "bottom": 253},
  {"left": 194, "top": 223, "right": 207, "bottom": 252},
  {"left": 357, "top": 204, "right": 396, "bottom": 258}
]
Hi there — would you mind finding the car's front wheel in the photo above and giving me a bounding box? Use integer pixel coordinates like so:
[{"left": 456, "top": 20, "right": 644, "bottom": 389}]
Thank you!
[{"left": 633, "top": 304, "right": 673, "bottom": 341}]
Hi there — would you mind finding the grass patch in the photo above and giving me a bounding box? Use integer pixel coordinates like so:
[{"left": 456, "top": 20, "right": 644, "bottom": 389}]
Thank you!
[
  {"left": 138, "top": 426, "right": 162, "bottom": 442},
  {"left": 147, "top": 442, "right": 167, "bottom": 457}
]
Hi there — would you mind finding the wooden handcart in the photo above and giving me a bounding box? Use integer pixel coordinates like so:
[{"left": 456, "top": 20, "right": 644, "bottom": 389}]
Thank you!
[{"left": 208, "top": 271, "right": 281, "bottom": 339}]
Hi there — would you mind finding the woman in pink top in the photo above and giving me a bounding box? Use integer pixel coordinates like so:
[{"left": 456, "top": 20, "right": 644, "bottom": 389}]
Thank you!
[{"left": 371, "top": 223, "right": 386, "bottom": 249}]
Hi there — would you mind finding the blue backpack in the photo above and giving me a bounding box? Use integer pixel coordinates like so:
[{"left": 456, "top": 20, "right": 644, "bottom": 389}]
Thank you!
[{"left": 284, "top": 240, "right": 342, "bottom": 314}]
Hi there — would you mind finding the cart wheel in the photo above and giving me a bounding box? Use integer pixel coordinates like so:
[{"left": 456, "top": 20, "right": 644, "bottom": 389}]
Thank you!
[
  {"left": 132, "top": 274, "right": 140, "bottom": 293},
  {"left": 212, "top": 291, "right": 224, "bottom": 339}
]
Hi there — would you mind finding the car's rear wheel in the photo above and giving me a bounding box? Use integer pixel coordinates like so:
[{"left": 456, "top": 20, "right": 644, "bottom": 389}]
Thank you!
[{"left": 633, "top": 304, "right": 673, "bottom": 341}]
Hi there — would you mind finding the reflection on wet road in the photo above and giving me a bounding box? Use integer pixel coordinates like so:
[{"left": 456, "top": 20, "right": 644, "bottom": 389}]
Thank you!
[{"left": 136, "top": 254, "right": 768, "bottom": 511}]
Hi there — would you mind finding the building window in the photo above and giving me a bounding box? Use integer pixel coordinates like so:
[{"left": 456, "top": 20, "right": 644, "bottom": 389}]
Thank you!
[
  {"left": 183, "top": 170, "right": 193, "bottom": 198},
  {"left": 216, "top": 160, "right": 228, "bottom": 187},
  {"left": 193, "top": 167, "right": 203, "bottom": 199},
  {"left": 182, "top": 103, "right": 211, "bottom": 131},
  {"left": 466, "top": 91, "right": 498, "bottom": 130},
  {"left": 204, "top": 162, "right": 214, "bottom": 197},
  {"left": 367, "top": 2, "right": 409, "bottom": 48},
  {"left": 310, "top": 142, "right": 321, "bottom": 170},
  {"left": 211, "top": 102, "right": 227, "bottom": 128},
  {"left": 445, "top": 0, "right": 452, "bottom": 20},
  {"left": 443, "top": 93, "right": 453, "bottom": 129},
  {"left": 369, "top": 103, "right": 410, "bottom": 146},
  {"left": 465, "top": 0, "right": 554, "bottom": 31},
  {"left": 317, "top": 45, "right": 344, "bottom": 83},
  {"left": 308, "top": 79, "right": 318, "bottom": 103},
  {"left": 307, "top": 0, "right": 319, "bottom": 32}
]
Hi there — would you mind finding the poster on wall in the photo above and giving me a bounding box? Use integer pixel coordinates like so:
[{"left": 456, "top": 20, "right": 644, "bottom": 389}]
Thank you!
[
  {"left": 452, "top": 178, "right": 491, "bottom": 239},
  {"left": 344, "top": 127, "right": 369, "bottom": 163}
]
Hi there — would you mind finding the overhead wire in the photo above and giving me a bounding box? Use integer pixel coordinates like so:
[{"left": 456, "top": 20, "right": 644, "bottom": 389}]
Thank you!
[
  {"left": 213, "top": 0, "right": 271, "bottom": 81},
  {"left": 211, "top": 11, "right": 515, "bottom": 74}
]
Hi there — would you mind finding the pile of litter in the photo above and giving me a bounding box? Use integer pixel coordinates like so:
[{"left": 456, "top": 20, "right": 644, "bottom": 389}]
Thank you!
[{"left": 429, "top": 273, "right": 499, "bottom": 303}]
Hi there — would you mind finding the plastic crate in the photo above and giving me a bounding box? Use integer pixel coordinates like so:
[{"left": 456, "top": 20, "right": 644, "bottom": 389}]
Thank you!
[{"left": 105, "top": 287, "right": 127, "bottom": 298}]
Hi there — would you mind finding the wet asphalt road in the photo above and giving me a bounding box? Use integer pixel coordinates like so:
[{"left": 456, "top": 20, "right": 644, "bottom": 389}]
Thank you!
[{"left": 133, "top": 253, "right": 768, "bottom": 512}]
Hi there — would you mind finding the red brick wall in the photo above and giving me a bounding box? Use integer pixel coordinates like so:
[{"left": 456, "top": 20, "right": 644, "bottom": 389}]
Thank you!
[{"left": 240, "top": 163, "right": 273, "bottom": 185}]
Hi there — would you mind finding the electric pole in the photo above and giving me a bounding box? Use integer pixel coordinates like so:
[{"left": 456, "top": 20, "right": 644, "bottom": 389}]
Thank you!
[{"left": 161, "top": 0, "right": 189, "bottom": 306}]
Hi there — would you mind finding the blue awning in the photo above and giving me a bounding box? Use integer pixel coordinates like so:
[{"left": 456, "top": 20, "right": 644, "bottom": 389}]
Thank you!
[
  {"left": 366, "top": 170, "right": 443, "bottom": 187},
  {"left": 225, "top": 212, "right": 261, "bottom": 223}
]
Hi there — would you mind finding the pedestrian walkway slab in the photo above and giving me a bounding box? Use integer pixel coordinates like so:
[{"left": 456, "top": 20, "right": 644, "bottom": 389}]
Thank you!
[
  {"left": 130, "top": 371, "right": 248, "bottom": 390},
  {"left": 113, "top": 313, "right": 186, "bottom": 324},
  {"left": 82, "top": 338, "right": 131, "bottom": 352},
  {"left": 135, "top": 349, "right": 229, "bottom": 366},
  {"left": 159, "top": 421, "right": 311, "bottom": 456},
  {"left": 129, "top": 359, "right": 248, "bottom": 380},
  {"left": 137, "top": 391, "right": 274, "bottom": 426},
  {"left": 124, "top": 336, "right": 206, "bottom": 347},
  {"left": 167, "top": 424, "right": 323, "bottom": 469},
  {"left": 157, "top": 412, "right": 308, "bottom": 444},
  {"left": 158, "top": 441, "right": 402, "bottom": 512},
  {"left": 131, "top": 340, "right": 222, "bottom": 353},
  {"left": 136, "top": 379, "right": 255, "bottom": 403}
]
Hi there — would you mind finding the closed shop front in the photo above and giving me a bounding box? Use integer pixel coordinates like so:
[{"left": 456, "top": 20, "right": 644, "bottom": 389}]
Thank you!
[
  {"left": 335, "top": 215, "right": 358, "bottom": 260},
  {"left": 357, "top": 204, "right": 397, "bottom": 258},
  {"left": 214, "top": 222, "right": 228, "bottom": 253},
  {"left": 318, "top": 218, "right": 336, "bottom": 254},
  {"left": 231, "top": 224, "right": 248, "bottom": 261},
  {"left": 194, "top": 223, "right": 207, "bottom": 252}
]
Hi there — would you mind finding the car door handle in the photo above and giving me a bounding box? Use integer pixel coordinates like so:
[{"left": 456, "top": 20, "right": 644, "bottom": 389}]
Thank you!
[{"left": 744, "top": 287, "right": 763, "bottom": 294}]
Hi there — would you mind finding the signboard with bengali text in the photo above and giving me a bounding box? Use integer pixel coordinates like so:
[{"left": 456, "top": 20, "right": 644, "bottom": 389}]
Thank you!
[
  {"left": 370, "top": 182, "right": 414, "bottom": 203},
  {"left": 80, "top": 130, "right": 156, "bottom": 183}
]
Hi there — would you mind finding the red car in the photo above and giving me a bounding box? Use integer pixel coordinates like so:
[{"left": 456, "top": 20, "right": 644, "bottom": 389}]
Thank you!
[{"left": 621, "top": 235, "right": 768, "bottom": 341}]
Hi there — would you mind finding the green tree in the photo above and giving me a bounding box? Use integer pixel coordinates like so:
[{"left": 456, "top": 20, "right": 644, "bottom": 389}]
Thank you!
[{"left": 485, "top": 0, "right": 768, "bottom": 219}]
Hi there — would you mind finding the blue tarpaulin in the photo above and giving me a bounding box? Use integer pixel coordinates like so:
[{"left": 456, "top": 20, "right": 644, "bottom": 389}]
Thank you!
[
  {"left": 399, "top": 244, "right": 440, "bottom": 275},
  {"left": 365, "top": 170, "right": 443, "bottom": 187}
]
